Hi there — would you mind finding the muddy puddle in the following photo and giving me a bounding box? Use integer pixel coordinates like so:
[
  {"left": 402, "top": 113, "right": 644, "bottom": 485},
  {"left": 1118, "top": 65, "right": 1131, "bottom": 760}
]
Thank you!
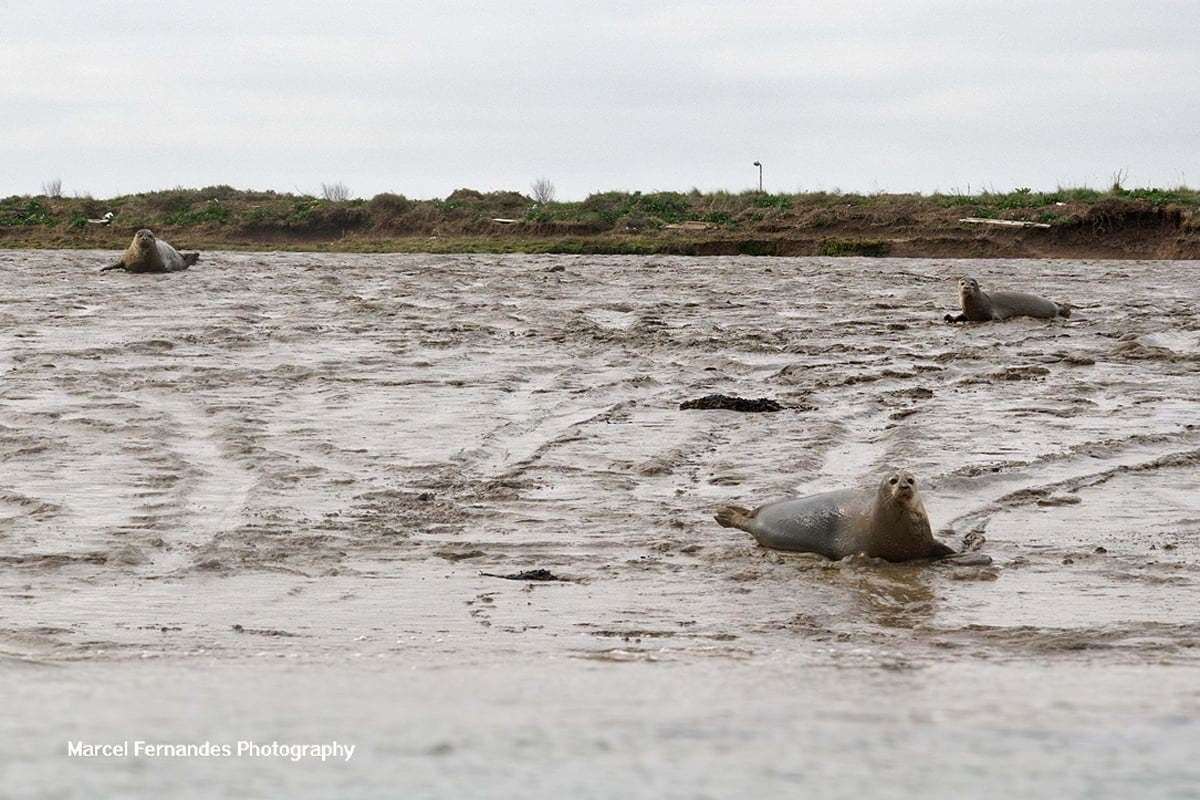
[{"left": 2, "top": 250, "right": 1198, "bottom": 797}]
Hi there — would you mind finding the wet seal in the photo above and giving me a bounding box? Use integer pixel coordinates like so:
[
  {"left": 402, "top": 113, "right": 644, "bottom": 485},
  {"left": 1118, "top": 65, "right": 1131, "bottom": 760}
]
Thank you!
[
  {"left": 101, "top": 229, "right": 199, "bottom": 273},
  {"left": 715, "top": 469, "right": 957, "bottom": 562},
  {"left": 945, "top": 276, "right": 1070, "bottom": 323}
]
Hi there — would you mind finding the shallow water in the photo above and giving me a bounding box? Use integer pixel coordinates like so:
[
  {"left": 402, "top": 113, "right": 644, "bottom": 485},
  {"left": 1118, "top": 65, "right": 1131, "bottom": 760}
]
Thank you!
[{"left": 2, "top": 250, "right": 1198, "bottom": 797}]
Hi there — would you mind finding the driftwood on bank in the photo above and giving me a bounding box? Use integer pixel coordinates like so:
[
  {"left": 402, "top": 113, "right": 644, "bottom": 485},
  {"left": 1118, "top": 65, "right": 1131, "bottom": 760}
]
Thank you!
[{"left": 958, "top": 217, "right": 1051, "bottom": 229}]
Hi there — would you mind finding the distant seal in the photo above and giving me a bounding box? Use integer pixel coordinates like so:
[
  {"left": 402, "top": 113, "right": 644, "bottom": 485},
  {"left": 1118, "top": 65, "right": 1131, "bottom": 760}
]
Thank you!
[
  {"left": 945, "top": 276, "right": 1070, "bottom": 322},
  {"left": 101, "top": 229, "right": 199, "bottom": 273},
  {"left": 714, "top": 469, "right": 955, "bottom": 562}
]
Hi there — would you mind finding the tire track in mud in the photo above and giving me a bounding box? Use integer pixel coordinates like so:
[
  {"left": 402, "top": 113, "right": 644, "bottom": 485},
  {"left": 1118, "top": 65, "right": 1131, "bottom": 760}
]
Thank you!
[
  {"left": 129, "top": 394, "right": 256, "bottom": 575},
  {"left": 26, "top": 392, "right": 263, "bottom": 575},
  {"left": 934, "top": 429, "right": 1200, "bottom": 537},
  {"left": 450, "top": 366, "right": 609, "bottom": 480},
  {"left": 424, "top": 359, "right": 694, "bottom": 565},
  {"left": 0, "top": 396, "right": 157, "bottom": 566}
]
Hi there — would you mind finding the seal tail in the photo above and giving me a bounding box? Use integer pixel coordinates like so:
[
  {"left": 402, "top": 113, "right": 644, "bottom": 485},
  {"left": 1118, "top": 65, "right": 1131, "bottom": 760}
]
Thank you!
[
  {"left": 182, "top": 252, "right": 200, "bottom": 267},
  {"left": 714, "top": 505, "right": 755, "bottom": 531},
  {"left": 1056, "top": 301, "right": 1072, "bottom": 318}
]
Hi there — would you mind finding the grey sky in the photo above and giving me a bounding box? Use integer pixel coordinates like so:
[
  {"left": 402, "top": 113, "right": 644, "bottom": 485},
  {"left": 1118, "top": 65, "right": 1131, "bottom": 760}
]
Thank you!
[{"left": 3, "top": 1, "right": 1197, "bottom": 199}]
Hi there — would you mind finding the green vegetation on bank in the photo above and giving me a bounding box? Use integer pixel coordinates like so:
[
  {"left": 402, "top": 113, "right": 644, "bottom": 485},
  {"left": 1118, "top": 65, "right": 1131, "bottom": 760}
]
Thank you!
[{"left": 1, "top": 184, "right": 1196, "bottom": 256}]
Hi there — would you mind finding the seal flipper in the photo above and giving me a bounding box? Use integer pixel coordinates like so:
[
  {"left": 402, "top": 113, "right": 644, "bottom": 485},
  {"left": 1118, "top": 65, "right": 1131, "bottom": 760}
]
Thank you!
[
  {"left": 1056, "top": 301, "right": 1072, "bottom": 318},
  {"left": 944, "top": 312, "right": 967, "bottom": 324},
  {"left": 99, "top": 262, "right": 126, "bottom": 272},
  {"left": 714, "top": 505, "right": 755, "bottom": 531},
  {"left": 182, "top": 252, "right": 200, "bottom": 267},
  {"left": 928, "top": 539, "right": 957, "bottom": 558}
]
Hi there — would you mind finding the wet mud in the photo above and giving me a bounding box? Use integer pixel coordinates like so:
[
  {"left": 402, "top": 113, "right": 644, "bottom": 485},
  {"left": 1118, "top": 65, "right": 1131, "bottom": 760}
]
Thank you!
[{"left": 2, "top": 250, "right": 1198, "bottom": 796}]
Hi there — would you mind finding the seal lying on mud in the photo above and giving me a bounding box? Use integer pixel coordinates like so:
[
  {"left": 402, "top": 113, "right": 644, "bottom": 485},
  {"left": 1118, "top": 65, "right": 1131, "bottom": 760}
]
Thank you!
[
  {"left": 101, "top": 229, "right": 199, "bottom": 273},
  {"left": 715, "top": 469, "right": 955, "bottom": 562},
  {"left": 945, "top": 276, "right": 1070, "bottom": 322}
]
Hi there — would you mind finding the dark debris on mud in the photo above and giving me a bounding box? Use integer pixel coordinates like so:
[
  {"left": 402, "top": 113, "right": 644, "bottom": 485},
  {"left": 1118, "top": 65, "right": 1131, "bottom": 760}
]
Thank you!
[
  {"left": 480, "top": 569, "right": 573, "bottom": 582},
  {"left": 679, "top": 394, "right": 784, "bottom": 413},
  {"left": 231, "top": 624, "right": 301, "bottom": 637}
]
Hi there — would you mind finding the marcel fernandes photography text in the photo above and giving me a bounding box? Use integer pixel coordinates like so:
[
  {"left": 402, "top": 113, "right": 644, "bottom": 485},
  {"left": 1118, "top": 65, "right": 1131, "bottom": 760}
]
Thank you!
[{"left": 67, "top": 740, "right": 356, "bottom": 763}]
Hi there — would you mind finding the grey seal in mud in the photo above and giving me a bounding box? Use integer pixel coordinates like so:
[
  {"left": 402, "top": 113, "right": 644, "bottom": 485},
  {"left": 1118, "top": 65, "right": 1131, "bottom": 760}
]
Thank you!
[
  {"left": 100, "top": 229, "right": 199, "bottom": 273},
  {"left": 945, "top": 276, "right": 1070, "bottom": 323},
  {"left": 714, "top": 469, "right": 956, "bottom": 562}
]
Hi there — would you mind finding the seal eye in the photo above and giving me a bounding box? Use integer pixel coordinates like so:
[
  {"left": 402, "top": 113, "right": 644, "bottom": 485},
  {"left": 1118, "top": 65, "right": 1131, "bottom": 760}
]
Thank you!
[{"left": 889, "top": 477, "right": 898, "bottom": 485}]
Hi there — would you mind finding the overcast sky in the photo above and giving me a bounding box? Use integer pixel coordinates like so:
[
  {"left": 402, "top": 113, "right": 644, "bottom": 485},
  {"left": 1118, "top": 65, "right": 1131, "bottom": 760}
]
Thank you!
[{"left": 3, "top": 1, "right": 1197, "bottom": 200}]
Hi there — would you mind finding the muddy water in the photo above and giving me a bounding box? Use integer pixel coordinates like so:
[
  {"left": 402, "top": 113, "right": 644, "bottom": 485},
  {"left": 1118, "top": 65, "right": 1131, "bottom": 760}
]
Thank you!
[{"left": 2, "top": 250, "right": 1198, "bottom": 797}]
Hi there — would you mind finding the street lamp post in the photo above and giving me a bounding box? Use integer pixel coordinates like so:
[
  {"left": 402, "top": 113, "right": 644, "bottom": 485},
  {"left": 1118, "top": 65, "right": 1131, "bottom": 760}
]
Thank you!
[{"left": 753, "top": 161, "right": 763, "bottom": 193}]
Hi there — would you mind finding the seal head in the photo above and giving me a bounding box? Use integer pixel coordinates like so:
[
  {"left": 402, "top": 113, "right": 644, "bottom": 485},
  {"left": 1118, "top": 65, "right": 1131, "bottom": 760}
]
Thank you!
[
  {"left": 863, "top": 469, "right": 943, "bottom": 561},
  {"left": 957, "top": 277, "right": 990, "bottom": 321},
  {"left": 132, "top": 228, "right": 157, "bottom": 259},
  {"left": 879, "top": 468, "right": 921, "bottom": 512}
]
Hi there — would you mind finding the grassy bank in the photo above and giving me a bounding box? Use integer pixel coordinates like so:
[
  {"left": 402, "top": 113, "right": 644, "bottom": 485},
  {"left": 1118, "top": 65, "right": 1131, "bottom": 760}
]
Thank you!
[{"left": 3, "top": 185, "right": 1198, "bottom": 259}]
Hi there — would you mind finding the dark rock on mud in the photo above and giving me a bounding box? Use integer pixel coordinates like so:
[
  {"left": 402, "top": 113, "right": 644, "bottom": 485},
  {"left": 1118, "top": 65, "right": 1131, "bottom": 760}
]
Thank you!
[{"left": 679, "top": 394, "right": 784, "bottom": 412}]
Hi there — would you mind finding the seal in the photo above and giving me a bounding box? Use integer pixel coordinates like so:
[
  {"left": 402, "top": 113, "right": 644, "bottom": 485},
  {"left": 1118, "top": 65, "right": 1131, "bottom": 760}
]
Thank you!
[
  {"left": 101, "top": 229, "right": 199, "bottom": 273},
  {"left": 714, "top": 469, "right": 955, "bottom": 562},
  {"left": 945, "top": 276, "right": 1070, "bottom": 323}
]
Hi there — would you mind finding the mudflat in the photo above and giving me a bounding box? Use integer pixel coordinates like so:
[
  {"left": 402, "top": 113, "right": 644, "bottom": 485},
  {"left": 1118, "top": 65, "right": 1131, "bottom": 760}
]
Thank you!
[{"left": 2, "top": 250, "right": 1198, "bottom": 797}]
